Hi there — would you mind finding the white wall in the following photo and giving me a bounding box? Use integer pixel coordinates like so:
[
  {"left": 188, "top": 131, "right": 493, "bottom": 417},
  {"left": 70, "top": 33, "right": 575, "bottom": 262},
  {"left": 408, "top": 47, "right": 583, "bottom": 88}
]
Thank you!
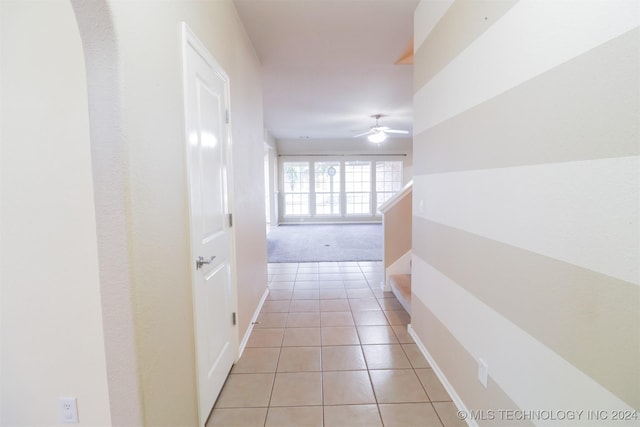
[
  {"left": 278, "top": 137, "right": 413, "bottom": 182},
  {"left": 105, "top": 1, "right": 267, "bottom": 425},
  {"left": 412, "top": 0, "right": 640, "bottom": 423},
  {"left": 278, "top": 136, "right": 411, "bottom": 157},
  {"left": 0, "top": 1, "right": 112, "bottom": 425},
  {"left": 1, "top": 1, "right": 267, "bottom": 426}
]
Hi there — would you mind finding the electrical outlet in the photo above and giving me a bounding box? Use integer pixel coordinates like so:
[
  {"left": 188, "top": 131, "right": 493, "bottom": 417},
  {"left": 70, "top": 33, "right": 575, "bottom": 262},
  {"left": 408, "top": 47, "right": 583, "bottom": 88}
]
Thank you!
[
  {"left": 478, "top": 359, "right": 489, "bottom": 388},
  {"left": 60, "top": 397, "right": 79, "bottom": 424}
]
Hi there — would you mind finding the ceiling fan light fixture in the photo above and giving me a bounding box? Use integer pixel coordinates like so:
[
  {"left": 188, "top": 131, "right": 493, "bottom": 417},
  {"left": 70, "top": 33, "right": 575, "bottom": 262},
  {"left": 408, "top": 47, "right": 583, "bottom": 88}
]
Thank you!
[{"left": 368, "top": 131, "right": 387, "bottom": 143}]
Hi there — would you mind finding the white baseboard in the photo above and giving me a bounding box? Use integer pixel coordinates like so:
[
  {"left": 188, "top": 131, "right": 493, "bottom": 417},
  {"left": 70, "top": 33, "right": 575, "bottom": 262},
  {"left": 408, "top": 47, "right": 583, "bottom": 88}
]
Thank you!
[
  {"left": 238, "top": 287, "right": 270, "bottom": 358},
  {"left": 384, "top": 250, "right": 412, "bottom": 291},
  {"left": 407, "top": 324, "right": 477, "bottom": 427}
]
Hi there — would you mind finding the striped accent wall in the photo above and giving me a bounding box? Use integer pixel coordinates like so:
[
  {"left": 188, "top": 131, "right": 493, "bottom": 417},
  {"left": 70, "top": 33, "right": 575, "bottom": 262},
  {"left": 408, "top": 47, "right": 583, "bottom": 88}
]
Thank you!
[{"left": 412, "top": 0, "right": 640, "bottom": 423}]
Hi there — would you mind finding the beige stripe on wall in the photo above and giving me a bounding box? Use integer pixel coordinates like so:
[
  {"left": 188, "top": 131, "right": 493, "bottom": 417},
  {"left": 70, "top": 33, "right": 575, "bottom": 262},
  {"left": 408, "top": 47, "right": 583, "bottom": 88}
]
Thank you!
[
  {"left": 414, "top": 156, "right": 639, "bottom": 285},
  {"left": 411, "top": 0, "right": 640, "bottom": 416},
  {"left": 413, "top": 1, "right": 639, "bottom": 135},
  {"left": 413, "top": 216, "right": 640, "bottom": 410},
  {"left": 411, "top": 296, "right": 534, "bottom": 426},
  {"left": 413, "top": 28, "right": 640, "bottom": 175},
  {"left": 414, "top": 0, "right": 517, "bottom": 91}
]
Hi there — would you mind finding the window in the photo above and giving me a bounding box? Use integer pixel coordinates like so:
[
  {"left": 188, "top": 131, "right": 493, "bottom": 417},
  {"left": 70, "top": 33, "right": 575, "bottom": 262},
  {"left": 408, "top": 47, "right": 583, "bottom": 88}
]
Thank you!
[
  {"left": 345, "top": 161, "right": 371, "bottom": 215},
  {"left": 283, "top": 161, "right": 309, "bottom": 216},
  {"left": 375, "top": 161, "right": 403, "bottom": 209},
  {"left": 315, "top": 161, "right": 341, "bottom": 215},
  {"left": 279, "top": 157, "right": 404, "bottom": 221}
]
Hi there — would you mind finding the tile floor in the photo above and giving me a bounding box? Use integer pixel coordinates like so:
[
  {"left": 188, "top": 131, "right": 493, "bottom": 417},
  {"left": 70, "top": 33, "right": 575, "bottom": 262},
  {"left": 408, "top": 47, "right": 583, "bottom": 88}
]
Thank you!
[{"left": 208, "top": 261, "right": 466, "bottom": 427}]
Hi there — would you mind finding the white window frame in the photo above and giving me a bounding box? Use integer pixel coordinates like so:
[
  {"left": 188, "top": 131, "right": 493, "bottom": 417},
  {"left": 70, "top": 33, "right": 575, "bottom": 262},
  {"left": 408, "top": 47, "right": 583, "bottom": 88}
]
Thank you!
[
  {"left": 278, "top": 155, "right": 404, "bottom": 223},
  {"left": 314, "top": 161, "right": 342, "bottom": 216},
  {"left": 282, "top": 161, "right": 310, "bottom": 216}
]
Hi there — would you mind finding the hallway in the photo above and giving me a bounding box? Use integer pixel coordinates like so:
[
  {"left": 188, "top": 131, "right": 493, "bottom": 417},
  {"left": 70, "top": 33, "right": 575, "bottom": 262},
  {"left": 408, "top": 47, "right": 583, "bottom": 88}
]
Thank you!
[{"left": 208, "top": 262, "right": 465, "bottom": 426}]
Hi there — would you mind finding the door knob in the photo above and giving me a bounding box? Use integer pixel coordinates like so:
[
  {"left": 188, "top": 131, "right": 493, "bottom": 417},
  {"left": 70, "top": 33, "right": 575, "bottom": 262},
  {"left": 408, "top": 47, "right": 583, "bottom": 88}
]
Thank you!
[{"left": 196, "top": 255, "right": 216, "bottom": 270}]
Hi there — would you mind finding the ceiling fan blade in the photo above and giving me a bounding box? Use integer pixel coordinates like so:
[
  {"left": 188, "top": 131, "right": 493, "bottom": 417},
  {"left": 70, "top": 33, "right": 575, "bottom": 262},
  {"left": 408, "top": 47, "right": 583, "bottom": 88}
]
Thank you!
[
  {"left": 385, "top": 129, "right": 409, "bottom": 134},
  {"left": 352, "top": 130, "right": 373, "bottom": 138}
]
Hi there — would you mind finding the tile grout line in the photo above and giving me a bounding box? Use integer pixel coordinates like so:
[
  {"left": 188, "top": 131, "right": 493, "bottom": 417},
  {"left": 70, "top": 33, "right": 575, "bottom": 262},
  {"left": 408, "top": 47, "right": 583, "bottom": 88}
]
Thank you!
[
  {"left": 258, "top": 261, "right": 418, "bottom": 427},
  {"left": 263, "top": 263, "right": 296, "bottom": 426},
  {"left": 352, "top": 261, "right": 382, "bottom": 426},
  {"left": 399, "top": 335, "right": 447, "bottom": 427}
]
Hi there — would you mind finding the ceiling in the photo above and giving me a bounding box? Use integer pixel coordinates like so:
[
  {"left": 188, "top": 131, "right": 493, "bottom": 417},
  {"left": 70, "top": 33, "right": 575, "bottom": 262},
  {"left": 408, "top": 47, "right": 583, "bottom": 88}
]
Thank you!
[{"left": 233, "top": 0, "right": 419, "bottom": 141}]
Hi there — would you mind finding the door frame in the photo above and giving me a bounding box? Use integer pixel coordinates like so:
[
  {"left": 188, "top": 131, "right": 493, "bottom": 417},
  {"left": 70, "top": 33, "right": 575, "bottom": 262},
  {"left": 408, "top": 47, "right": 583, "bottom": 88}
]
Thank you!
[{"left": 180, "top": 22, "right": 239, "bottom": 425}]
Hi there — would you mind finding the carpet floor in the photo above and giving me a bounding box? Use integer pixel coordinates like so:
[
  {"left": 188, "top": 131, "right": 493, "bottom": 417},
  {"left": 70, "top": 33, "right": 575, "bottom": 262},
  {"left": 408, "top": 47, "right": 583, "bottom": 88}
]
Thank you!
[{"left": 267, "top": 224, "right": 382, "bottom": 263}]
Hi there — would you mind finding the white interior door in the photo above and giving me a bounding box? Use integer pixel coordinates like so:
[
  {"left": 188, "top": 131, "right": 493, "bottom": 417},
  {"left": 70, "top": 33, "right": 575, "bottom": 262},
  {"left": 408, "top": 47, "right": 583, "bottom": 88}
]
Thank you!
[{"left": 182, "top": 24, "right": 235, "bottom": 426}]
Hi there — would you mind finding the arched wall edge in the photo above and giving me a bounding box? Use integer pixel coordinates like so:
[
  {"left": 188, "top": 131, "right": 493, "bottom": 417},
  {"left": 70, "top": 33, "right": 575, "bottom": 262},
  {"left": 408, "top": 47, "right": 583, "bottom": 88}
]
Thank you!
[{"left": 70, "top": 1, "right": 144, "bottom": 425}]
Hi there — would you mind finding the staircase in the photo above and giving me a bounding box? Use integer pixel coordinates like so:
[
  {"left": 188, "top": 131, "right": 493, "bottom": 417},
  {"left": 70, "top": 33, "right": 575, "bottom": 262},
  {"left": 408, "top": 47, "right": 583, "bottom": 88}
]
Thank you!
[
  {"left": 389, "top": 273, "right": 411, "bottom": 315},
  {"left": 378, "top": 181, "right": 412, "bottom": 315}
]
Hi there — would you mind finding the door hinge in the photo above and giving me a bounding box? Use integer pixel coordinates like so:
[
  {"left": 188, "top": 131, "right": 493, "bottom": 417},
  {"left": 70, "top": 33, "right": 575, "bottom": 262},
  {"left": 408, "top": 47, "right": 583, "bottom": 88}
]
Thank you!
[
  {"left": 232, "top": 312, "right": 237, "bottom": 325},
  {"left": 228, "top": 213, "right": 233, "bottom": 227},
  {"left": 225, "top": 109, "right": 229, "bottom": 124}
]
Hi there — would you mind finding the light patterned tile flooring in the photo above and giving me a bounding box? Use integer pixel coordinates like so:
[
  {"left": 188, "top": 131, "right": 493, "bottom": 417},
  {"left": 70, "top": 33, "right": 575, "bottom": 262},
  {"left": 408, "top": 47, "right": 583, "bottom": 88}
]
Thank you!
[{"left": 208, "top": 262, "right": 466, "bottom": 427}]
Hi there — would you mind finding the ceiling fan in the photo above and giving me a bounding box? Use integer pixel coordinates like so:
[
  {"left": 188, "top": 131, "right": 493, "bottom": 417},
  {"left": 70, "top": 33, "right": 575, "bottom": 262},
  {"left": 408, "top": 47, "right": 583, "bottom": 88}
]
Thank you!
[{"left": 353, "top": 114, "right": 409, "bottom": 143}]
